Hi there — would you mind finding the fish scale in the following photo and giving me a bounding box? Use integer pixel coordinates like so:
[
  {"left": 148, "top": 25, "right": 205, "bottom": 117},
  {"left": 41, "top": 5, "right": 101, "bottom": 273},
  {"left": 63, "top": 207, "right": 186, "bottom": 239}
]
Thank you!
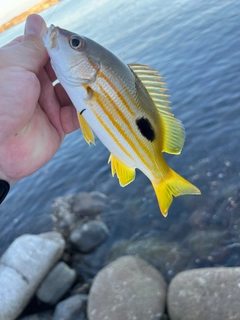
[
  {"left": 43, "top": 25, "right": 201, "bottom": 217},
  {"left": 91, "top": 72, "right": 155, "bottom": 170}
]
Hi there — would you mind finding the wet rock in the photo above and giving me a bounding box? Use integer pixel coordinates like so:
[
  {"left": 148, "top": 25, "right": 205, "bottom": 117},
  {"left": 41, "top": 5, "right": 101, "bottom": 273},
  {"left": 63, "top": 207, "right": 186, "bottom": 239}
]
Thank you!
[
  {"left": 71, "top": 191, "right": 107, "bottom": 216},
  {"left": 184, "top": 229, "right": 228, "bottom": 259},
  {"left": 36, "top": 262, "right": 77, "bottom": 304},
  {"left": 88, "top": 255, "right": 166, "bottom": 320},
  {"left": 168, "top": 267, "right": 240, "bottom": 320},
  {"left": 53, "top": 294, "right": 88, "bottom": 320},
  {"left": 51, "top": 195, "right": 76, "bottom": 238},
  {"left": 70, "top": 220, "right": 110, "bottom": 253},
  {"left": 51, "top": 192, "right": 108, "bottom": 238},
  {"left": 18, "top": 312, "right": 52, "bottom": 320},
  {"left": 0, "top": 232, "right": 65, "bottom": 320},
  {"left": 106, "top": 237, "right": 190, "bottom": 281},
  {"left": 188, "top": 208, "right": 212, "bottom": 229}
]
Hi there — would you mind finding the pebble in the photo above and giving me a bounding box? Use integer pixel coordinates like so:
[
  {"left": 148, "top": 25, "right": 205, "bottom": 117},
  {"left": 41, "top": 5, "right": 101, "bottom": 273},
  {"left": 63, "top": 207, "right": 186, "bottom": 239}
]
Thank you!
[
  {"left": 72, "top": 191, "right": 108, "bottom": 216},
  {"left": 53, "top": 294, "right": 88, "bottom": 320},
  {"left": 36, "top": 261, "right": 77, "bottom": 304},
  {"left": 168, "top": 267, "right": 240, "bottom": 320},
  {"left": 70, "top": 220, "right": 110, "bottom": 253},
  {"left": 88, "top": 255, "right": 166, "bottom": 320},
  {"left": 0, "top": 232, "right": 65, "bottom": 320}
]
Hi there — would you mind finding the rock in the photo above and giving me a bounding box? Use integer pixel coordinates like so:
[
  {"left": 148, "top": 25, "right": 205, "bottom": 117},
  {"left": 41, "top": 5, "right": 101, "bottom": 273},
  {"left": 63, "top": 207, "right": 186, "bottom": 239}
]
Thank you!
[
  {"left": 70, "top": 220, "right": 110, "bottom": 253},
  {"left": 71, "top": 192, "right": 107, "bottom": 216},
  {"left": 106, "top": 237, "right": 190, "bottom": 281},
  {"left": 51, "top": 195, "right": 76, "bottom": 238},
  {"left": 184, "top": 229, "right": 228, "bottom": 259},
  {"left": 53, "top": 294, "right": 88, "bottom": 320},
  {"left": 36, "top": 262, "right": 77, "bottom": 304},
  {"left": 18, "top": 312, "right": 52, "bottom": 320},
  {"left": 88, "top": 255, "right": 166, "bottom": 320},
  {"left": 0, "top": 232, "right": 65, "bottom": 320},
  {"left": 168, "top": 267, "right": 240, "bottom": 320},
  {"left": 51, "top": 192, "right": 108, "bottom": 238}
]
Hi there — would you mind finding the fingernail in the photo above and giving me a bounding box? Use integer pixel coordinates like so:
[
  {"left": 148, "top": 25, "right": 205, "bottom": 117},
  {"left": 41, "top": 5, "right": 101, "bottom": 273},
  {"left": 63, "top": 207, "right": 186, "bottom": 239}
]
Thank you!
[{"left": 25, "top": 14, "right": 47, "bottom": 36}]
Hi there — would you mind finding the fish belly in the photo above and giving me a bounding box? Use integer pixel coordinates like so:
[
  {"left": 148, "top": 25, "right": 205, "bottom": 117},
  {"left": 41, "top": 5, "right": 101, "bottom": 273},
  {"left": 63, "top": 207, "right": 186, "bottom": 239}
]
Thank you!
[{"left": 83, "top": 103, "right": 137, "bottom": 169}]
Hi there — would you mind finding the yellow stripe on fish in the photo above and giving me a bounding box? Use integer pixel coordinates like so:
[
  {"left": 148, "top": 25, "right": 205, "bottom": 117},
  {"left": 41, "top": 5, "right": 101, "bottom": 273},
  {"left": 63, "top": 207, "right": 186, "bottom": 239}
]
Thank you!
[{"left": 43, "top": 25, "right": 201, "bottom": 217}]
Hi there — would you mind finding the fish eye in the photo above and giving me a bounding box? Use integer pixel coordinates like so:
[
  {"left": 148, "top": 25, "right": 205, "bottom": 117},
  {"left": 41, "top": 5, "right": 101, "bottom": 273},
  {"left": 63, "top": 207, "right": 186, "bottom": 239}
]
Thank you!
[{"left": 70, "top": 36, "right": 85, "bottom": 50}]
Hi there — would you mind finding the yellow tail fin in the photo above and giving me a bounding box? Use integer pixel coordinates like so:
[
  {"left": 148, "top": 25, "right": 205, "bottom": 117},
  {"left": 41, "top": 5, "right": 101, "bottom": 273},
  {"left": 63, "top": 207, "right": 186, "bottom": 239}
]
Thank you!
[{"left": 152, "top": 168, "right": 201, "bottom": 217}]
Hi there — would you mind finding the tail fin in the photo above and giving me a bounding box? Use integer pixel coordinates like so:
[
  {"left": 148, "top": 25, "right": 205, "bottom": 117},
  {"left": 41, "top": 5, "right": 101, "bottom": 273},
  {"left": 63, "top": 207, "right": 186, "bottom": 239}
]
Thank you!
[{"left": 152, "top": 168, "right": 201, "bottom": 217}]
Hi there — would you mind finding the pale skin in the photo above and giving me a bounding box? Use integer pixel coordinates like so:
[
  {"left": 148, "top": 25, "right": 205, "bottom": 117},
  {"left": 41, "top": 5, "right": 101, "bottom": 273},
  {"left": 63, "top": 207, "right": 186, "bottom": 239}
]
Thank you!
[{"left": 0, "top": 14, "right": 79, "bottom": 185}]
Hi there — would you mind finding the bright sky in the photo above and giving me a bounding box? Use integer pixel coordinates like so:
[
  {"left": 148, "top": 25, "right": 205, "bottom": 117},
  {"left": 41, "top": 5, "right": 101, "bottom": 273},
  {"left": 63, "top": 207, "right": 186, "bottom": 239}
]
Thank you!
[{"left": 0, "top": 0, "right": 41, "bottom": 25}]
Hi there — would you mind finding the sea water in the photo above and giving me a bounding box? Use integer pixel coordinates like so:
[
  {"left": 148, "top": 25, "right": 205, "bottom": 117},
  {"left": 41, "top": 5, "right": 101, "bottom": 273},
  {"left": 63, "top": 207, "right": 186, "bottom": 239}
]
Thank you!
[{"left": 0, "top": 0, "right": 240, "bottom": 278}]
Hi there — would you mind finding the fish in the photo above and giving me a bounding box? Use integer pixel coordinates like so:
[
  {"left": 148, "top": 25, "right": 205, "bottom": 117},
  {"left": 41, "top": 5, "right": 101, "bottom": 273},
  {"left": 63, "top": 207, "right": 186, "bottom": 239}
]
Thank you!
[{"left": 43, "top": 25, "right": 201, "bottom": 217}]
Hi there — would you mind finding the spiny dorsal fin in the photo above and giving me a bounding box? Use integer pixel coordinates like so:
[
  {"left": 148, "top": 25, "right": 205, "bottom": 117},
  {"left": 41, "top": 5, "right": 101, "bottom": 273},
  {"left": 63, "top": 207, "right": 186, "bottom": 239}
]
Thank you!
[{"left": 128, "top": 64, "right": 185, "bottom": 155}]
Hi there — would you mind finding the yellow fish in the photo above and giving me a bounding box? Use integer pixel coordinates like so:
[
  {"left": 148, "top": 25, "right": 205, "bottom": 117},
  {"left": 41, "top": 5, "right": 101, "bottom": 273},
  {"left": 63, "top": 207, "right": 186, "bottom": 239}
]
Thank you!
[{"left": 43, "top": 25, "right": 200, "bottom": 217}]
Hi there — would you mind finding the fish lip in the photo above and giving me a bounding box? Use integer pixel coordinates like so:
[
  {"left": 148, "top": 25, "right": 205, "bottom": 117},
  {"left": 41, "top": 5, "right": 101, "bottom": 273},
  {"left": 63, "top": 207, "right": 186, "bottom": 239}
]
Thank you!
[{"left": 43, "top": 24, "right": 59, "bottom": 51}]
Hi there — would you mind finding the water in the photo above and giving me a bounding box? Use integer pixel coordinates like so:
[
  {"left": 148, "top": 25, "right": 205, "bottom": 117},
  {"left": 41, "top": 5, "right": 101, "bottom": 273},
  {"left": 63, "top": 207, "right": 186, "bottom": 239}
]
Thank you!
[{"left": 0, "top": 0, "right": 240, "bottom": 278}]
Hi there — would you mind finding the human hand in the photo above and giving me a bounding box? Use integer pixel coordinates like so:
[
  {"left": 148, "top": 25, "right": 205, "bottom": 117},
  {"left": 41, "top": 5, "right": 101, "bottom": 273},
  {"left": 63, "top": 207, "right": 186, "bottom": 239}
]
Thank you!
[{"left": 0, "top": 14, "right": 79, "bottom": 185}]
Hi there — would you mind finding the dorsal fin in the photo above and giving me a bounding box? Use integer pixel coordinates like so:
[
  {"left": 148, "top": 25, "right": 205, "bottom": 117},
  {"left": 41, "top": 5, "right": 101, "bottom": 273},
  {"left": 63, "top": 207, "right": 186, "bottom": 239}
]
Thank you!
[{"left": 128, "top": 64, "right": 185, "bottom": 155}]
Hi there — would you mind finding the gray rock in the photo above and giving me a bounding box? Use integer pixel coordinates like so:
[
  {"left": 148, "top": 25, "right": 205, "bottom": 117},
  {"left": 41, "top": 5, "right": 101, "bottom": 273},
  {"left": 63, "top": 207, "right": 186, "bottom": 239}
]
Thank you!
[
  {"left": 88, "top": 255, "right": 166, "bottom": 320},
  {"left": 0, "top": 232, "right": 65, "bottom": 320},
  {"left": 72, "top": 192, "right": 107, "bottom": 216},
  {"left": 168, "top": 267, "right": 240, "bottom": 320},
  {"left": 106, "top": 237, "right": 190, "bottom": 281},
  {"left": 18, "top": 311, "right": 52, "bottom": 320},
  {"left": 51, "top": 195, "right": 76, "bottom": 238},
  {"left": 53, "top": 294, "right": 88, "bottom": 320},
  {"left": 37, "top": 262, "right": 77, "bottom": 304},
  {"left": 184, "top": 229, "right": 228, "bottom": 259},
  {"left": 70, "top": 220, "right": 109, "bottom": 253}
]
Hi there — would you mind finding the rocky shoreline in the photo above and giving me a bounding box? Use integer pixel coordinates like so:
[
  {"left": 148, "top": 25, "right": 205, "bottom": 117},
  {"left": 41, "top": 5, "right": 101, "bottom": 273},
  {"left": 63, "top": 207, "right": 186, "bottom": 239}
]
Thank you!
[{"left": 0, "top": 191, "right": 240, "bottom": 320}]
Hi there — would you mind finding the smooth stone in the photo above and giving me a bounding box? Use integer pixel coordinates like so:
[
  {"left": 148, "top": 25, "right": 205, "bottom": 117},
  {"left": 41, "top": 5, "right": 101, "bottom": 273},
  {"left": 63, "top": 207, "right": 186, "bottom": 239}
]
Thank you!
[
  {"left": 53, "top": 294, "right": 88, "bottom": 320},
  {"left": 0, "top": 232, "right": 65, "bottom": 320},
  {"left": 72, "top": 192, "right": 107, "bottom": 216},
  {"left": 88, "top": 255, "right": 166, "bottom": 320},
  {"left": 168, "top": 267, "right": 240, "bottom": 320},
  {"left": 70, "top": 220, "right": 109, "bottom": 253},
  {"left": 36, "top": 261, "right": 77, "bottom": 304}
]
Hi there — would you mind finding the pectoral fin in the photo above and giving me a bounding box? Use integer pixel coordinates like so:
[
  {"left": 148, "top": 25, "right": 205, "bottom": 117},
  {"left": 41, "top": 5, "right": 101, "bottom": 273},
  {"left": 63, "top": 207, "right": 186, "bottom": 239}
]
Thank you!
[
  {"left": 77, "top": 111, "right": 95, "bottom": 145},
  {"left": 108, "top": 154, "right": 135, "bottom": 187}
]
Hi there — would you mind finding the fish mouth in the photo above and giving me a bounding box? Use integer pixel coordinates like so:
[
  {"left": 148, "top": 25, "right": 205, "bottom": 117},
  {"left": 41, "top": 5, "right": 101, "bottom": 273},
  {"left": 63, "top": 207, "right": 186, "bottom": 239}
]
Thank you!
[{"left": 43, "top": 24, "right": 59, "bottom": 51}]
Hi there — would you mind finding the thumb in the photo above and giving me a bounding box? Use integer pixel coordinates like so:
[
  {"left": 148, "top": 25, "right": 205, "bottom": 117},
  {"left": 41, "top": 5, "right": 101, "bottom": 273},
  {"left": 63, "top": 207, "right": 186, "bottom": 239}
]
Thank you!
[{"left": 19, "top": 14, "right": 49, "bottom": 73}]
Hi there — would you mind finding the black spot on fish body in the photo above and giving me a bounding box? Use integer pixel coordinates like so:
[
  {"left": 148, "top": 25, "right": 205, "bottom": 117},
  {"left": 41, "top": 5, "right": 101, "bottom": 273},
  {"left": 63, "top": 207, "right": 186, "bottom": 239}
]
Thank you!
[{"left": 136, "top": 117, "right": 155, "bottom": 141}]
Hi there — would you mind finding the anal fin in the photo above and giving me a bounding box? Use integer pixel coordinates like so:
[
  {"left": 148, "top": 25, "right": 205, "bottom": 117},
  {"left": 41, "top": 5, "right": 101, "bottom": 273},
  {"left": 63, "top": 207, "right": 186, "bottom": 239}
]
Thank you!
[
  {"left": 77, "top": 111, "right": 95, "bottom": 145},
  {"left": 108, "top": 154, "right": 135, "bottom": 187}
]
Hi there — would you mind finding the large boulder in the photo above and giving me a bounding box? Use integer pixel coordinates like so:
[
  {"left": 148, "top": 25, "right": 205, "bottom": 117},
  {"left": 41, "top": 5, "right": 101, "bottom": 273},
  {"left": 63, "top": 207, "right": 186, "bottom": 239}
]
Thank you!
[
  {"left": 168, "top": 267, "right": 240, "bottom": 320},
  {"left": 0, "top": 232, "right": 65, "bottom": 320},
  {"left": 88, "top": 255, "right": 166, "bottom": 320}
]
